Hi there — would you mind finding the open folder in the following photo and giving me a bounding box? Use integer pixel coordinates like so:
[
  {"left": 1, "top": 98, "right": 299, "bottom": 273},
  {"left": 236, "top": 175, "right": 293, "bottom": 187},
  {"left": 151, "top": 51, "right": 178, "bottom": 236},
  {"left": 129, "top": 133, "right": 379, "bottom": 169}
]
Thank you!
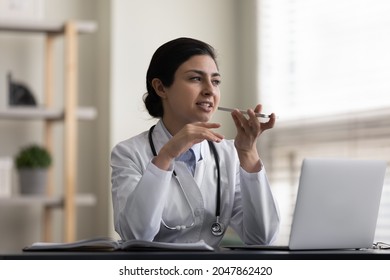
[{"left": 23, "top": 237, "right": 214, "bottom": 252}]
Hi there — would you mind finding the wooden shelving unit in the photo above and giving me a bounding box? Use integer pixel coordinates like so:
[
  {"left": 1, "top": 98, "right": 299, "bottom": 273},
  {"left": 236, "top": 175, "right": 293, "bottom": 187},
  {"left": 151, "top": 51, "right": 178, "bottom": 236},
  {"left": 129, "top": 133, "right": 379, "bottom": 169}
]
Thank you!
[
  {"left": 0, "top": 20, "right": 97, "bottom": 243},
  {"left": 0, "top": 107, "right": 96, "bottom": 120},
  {"left": 0, "top": 194, "right": 96, "bottom": 208}
]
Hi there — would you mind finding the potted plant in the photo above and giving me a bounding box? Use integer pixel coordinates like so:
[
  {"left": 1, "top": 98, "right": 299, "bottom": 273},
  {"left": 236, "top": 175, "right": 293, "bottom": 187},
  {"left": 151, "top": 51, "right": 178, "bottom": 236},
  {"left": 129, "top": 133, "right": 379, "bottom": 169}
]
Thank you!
[{"left": 14, "top": 144, "right": 52, "bottom": 195}]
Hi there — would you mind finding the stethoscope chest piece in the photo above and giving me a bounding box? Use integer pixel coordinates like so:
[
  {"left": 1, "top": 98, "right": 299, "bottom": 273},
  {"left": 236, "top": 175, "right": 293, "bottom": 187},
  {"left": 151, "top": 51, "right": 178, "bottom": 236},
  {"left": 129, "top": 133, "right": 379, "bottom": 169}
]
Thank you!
[{"left": 211, "top": 218, "right": 225, "bottom": 236}]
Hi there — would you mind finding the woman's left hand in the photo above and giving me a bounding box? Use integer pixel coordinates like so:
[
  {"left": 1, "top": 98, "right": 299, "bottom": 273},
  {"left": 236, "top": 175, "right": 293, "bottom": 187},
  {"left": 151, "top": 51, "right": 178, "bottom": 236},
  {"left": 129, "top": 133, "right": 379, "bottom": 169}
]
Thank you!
[{"left": 231, "top": 104, "right": 276, "bottom": 172}]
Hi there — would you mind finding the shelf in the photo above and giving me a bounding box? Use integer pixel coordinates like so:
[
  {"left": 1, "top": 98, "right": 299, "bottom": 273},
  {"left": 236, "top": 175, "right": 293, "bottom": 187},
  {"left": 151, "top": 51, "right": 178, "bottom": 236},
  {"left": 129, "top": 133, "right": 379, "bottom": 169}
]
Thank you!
[
  {"left": 0, "top": 20, "right": 97, "bottom": 34},
  {"left": 0, "top": 194, "right": 96, "bottom": 208},
  {"left": 0, "top": 107, "right": 97, "bottom": 121},
  {"left": 1, "top": 19, "right": 97, "bottom": 243}
]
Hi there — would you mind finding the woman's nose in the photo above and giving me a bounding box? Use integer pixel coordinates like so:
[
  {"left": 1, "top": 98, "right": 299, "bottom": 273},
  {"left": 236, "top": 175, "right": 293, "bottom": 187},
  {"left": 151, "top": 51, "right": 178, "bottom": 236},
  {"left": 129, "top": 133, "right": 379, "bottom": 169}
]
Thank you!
[{"left": 202, "top": 80, "right": 215, "bottom": 96}]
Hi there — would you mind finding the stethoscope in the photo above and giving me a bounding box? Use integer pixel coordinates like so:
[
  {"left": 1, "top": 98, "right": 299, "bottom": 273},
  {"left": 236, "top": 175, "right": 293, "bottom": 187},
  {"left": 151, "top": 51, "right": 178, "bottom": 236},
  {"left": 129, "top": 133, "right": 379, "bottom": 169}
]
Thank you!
[{"left": 148, "top": 125, "right": 225, "bottom": 236}]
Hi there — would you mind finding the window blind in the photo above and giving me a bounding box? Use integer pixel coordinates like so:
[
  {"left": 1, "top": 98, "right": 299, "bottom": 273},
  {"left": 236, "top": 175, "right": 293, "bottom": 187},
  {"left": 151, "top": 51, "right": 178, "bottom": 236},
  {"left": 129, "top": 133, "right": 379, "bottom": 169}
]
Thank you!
[{"left": 259, "top": 0, "right": 390, "bottom": 119}]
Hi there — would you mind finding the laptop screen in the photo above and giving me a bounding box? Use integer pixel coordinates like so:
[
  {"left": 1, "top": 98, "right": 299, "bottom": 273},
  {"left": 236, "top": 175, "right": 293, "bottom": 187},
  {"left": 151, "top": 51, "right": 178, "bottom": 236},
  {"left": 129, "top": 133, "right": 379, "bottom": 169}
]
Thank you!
[{"left": 289, "top": 158, "right": 386, "bottom": 250}]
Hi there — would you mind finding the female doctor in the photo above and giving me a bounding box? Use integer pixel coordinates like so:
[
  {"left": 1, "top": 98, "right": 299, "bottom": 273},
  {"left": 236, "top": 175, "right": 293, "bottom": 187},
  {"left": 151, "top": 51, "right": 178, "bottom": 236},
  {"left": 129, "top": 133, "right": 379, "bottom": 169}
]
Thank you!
[{"left": 111, "top": 37, "right": 280, "bottom": 247}]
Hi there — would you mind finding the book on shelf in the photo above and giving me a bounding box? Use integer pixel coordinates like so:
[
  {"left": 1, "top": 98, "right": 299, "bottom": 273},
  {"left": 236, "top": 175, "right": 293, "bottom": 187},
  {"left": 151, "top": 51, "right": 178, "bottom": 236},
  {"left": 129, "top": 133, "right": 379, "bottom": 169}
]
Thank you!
[{"left": 23, "top": 237, "right": 214, "bottom": 252}]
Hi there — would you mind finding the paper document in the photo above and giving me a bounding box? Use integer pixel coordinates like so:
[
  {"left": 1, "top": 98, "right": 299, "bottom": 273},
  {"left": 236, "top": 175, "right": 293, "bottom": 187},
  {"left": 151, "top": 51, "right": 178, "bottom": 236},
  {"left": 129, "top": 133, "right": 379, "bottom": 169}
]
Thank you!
[{"left": 23, "top": 237, "right": 214, "bottom": 252}]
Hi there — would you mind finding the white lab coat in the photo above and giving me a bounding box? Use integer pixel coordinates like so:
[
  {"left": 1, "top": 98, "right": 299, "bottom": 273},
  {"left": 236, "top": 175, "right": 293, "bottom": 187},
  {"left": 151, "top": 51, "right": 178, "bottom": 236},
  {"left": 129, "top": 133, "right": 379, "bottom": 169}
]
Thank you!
[{"left": 111, "top": 120, "right": 280, "bottom": 247}]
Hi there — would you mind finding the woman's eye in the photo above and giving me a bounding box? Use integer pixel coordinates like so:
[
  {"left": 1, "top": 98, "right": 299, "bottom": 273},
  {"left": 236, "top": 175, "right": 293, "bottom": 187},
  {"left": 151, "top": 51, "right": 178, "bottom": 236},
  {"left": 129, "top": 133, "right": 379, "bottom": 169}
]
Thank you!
[
  {"left": 212, "top": 79, "right": 221, "bottom": 86},
  {"left": 190, "top": 76, "right": 201, "bottom": 81}
]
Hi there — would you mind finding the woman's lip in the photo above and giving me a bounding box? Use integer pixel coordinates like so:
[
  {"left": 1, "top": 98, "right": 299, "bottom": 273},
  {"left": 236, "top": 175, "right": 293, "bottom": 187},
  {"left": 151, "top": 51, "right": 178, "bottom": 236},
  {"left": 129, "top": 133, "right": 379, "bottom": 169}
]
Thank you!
[
  {"left": 196, "top": 101, "right": 213, "bottom": 107},
  {"left": 196, "top": 102, "right": 213, "bottom": 111}
]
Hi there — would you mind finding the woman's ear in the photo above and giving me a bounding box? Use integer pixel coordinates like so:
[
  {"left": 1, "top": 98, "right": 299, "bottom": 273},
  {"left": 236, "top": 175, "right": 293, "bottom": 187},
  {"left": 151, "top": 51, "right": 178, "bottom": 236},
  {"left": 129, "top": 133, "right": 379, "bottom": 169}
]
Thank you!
[{"left": 151, "top": 78, "right": 167, "bottom": 99}]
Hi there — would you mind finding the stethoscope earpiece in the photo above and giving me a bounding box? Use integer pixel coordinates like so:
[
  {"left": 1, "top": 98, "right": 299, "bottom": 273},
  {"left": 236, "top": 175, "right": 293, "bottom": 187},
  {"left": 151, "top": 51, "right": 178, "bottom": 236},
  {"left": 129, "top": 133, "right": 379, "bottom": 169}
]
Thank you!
[{"left": 174, "top": 225, "right": 187, "bottom": 230}]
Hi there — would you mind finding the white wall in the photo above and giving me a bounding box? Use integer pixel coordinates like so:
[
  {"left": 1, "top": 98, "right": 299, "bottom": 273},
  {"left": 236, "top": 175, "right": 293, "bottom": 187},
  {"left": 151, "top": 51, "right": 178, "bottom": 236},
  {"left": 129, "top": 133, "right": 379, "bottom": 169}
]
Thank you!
[{"left": 110, "top": 0, "right": 239, "bottom": 145}]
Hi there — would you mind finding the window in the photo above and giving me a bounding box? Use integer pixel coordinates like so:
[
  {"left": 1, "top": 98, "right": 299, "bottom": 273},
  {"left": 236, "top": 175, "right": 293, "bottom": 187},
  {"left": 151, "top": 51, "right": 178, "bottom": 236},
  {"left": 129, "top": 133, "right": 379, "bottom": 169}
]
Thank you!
[{"left": 258, "top": 0, "right": 390, "bottom": 245}]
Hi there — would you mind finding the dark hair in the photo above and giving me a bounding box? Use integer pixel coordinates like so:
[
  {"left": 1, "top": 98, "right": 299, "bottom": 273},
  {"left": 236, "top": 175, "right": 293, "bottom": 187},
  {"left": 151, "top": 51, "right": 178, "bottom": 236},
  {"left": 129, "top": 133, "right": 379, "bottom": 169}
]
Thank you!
[{"left": 143, "top": 37, "right": 218, "bottom": 118}]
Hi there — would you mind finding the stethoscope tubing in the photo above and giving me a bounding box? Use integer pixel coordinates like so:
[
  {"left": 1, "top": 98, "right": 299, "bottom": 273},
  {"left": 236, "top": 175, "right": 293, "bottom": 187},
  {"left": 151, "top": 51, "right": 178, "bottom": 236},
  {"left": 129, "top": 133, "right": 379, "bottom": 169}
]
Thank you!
[{"left": 148, "top": 125, "right": 223, "bottom": 236}]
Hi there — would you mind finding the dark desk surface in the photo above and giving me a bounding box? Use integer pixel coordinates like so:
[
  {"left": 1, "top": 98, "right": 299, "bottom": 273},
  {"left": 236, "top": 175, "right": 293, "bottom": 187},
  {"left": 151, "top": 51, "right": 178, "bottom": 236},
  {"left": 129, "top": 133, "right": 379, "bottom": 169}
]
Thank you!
[{"left": 2, "top": 248, "right": 390, "bottom": 260}]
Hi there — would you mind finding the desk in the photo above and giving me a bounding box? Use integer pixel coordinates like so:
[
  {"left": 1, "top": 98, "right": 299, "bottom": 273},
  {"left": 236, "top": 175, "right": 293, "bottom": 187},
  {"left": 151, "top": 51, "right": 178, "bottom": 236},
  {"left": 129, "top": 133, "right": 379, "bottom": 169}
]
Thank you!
[{"left": 1, "top": 248, "right": 390, "bottom": 260}]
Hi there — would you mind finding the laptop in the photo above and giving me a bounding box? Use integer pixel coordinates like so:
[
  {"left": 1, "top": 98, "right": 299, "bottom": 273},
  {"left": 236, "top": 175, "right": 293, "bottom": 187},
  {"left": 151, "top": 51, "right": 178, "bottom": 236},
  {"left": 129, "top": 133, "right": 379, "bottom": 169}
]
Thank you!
[{"left": 227, "top": 158, "right": 387, "bottom": 250}]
